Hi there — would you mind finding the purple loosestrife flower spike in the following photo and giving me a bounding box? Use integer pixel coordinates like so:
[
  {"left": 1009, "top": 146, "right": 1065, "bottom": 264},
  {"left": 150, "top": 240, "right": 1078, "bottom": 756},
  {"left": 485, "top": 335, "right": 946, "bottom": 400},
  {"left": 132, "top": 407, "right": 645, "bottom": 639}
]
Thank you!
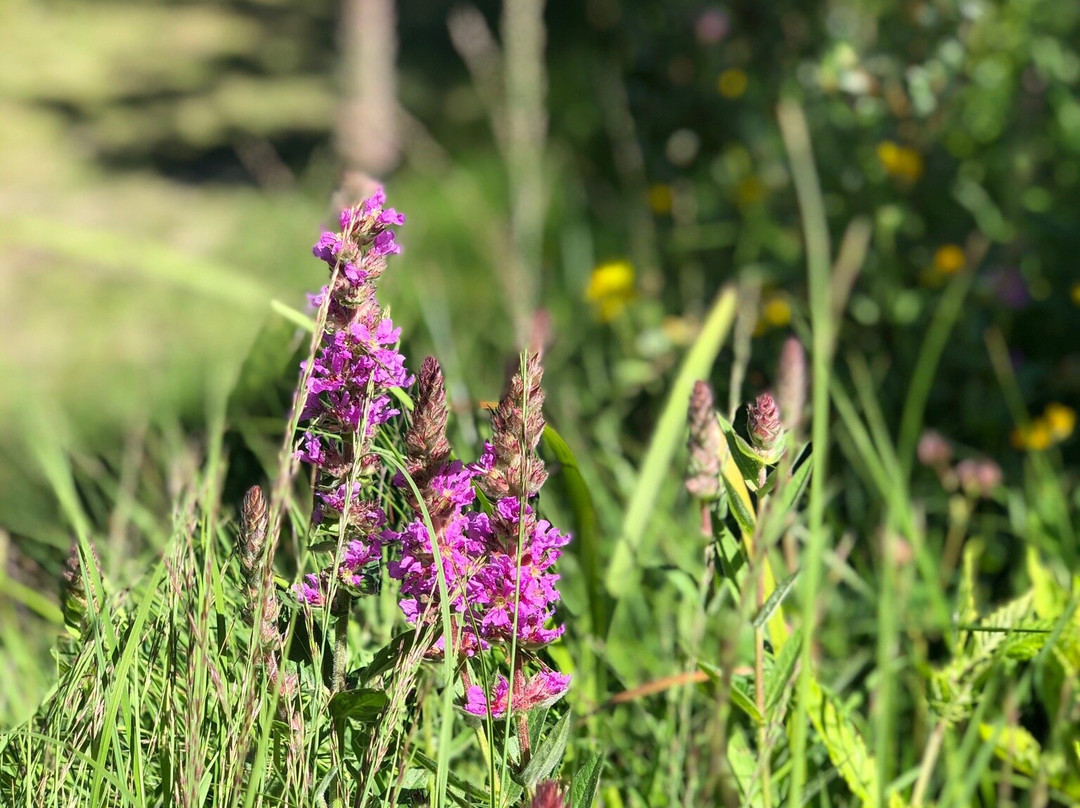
[
  {"left": 531, "top": 781, "right": 569, "bottom": 808},
  {"left": 776, "top": 336, "right": 806, "bottom": 436},
  {"left": 296, "top": 573, "right": 326, "bottom": 607},
  {"left": 685, "top": 380, "right": 723, "bottom": 501},
  {"left": 294, "top": 186, "right": 410, "bottom": 606},
  {"left": 403, "top": 356, "right": 453, "bottom": 492},
  {"left": 480, "top": 353, "right": 548, "bottom": 502},
  {"left": 747, "top": 392, "right": 786, "bottom": 464},
  {"left": 388, "top": 352, "right": 572, "bottom": 666},
  {"left": 462, "top": 670, "right": 571, "bottom": 718}
]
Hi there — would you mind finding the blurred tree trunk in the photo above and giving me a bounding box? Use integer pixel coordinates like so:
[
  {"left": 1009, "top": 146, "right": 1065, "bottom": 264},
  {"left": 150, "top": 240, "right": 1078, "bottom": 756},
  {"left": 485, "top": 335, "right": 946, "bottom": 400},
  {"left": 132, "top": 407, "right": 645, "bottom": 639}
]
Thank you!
[{"left": 336, "top": 0, "right": 399, "bottom": 179}]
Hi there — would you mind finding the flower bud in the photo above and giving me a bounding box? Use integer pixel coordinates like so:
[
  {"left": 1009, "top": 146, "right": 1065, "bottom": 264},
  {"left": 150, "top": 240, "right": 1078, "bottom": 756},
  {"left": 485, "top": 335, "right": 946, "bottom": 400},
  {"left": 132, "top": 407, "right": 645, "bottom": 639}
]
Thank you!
[
  {"left": 776, "top": 336, "right": 806, "bottom": 435},
  {"left": 531, "top": 780, "right": 569, "bottom": 808},
  {"left": 955, "top": 458, "right": 1002, "bottom": 498},
  {"left": 238, "top": 487, "right": 282, "bottom": 655},
  {"left": 481, "top": 353, "right": 548, "bottom": 501},
  {"left": 747, "top": 392, "right": 785, "bottom": 463},
  {"left": 917, "top": 430, "right": 952, "bottom": 468},
  {"left": 239, "top": 485, "right": 268, "bottom": 573},
  {"left": 686, "top": 380, "right": 722, "bottom": 500},
  {"left": 404, "top": 356, "right": 452, "bottom": 491}
]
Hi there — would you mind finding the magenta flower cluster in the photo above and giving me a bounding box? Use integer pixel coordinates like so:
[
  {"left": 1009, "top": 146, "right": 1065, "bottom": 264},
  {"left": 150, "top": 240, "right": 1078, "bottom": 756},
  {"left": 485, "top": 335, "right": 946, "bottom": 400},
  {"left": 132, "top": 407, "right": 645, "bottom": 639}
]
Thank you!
[
  {"left": 289, "top": 190, "right": 571, "bottom": 723},
  {"left": 463, "top": 670, "right": 572, "bottom": 718},
  {"left": 294, "top": 188, "right": 411, "bottom": 605},
  {"left": 384, "top": 352, "right": 571, "bottom": 717},
  {"left": 386, "top": 450, "right": 571, "bottom": 654}
]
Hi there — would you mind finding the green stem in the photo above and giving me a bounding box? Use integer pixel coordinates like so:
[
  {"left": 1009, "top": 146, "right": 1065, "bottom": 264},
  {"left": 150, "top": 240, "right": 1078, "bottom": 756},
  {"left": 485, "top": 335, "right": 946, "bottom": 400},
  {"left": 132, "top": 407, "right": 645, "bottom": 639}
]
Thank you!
[{"left": 333, "top": 607, "right": 349, "bottom": 692}]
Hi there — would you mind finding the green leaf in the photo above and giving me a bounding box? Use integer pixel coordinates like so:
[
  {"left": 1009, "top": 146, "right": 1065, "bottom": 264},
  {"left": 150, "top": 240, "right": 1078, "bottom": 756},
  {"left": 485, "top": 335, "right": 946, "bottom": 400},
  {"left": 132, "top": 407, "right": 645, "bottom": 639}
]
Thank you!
[
  {"left": 356, "top": 631, "right": 417, "bottom": 683},
  {"left": 528, "top": 707, "right": 551, "bottom": 752},
  {"left": 721, "top": 471, "right": 757, "bottom": 537},
  {"left": 269, "top": 298, "right": 316, "bottom": 332},
  {"left": 700, "top": 662, "right": 762, "bottom": 723},
  {"left": 801, "top": 679, "right": 911, "bottom": 807},
  {"left": 717, "top": 413, "right": 764, "bottom": 486},
  {"left": 1026, "top": 547, "right": 1068, "bottom": 621},
  {"left": 395, "top": 767, "right": 429, "bottom": 791},
  {"left": 766, "top": 628, "right": 802, "bottom": 717},
  {"left": 543, "top": 424, "right": 610, "bottom": 638},
  {"left": 411, "top": 751, "right": 492, "bottom": 806},
  {"left": 770, "top": 446, "right": 813, "bottom": 516},
  {"left": 954, "top": 541, "right": 981, "bottom": 655},
  {"left": 727, "top": 728, "right": 765, "bottom": 808},
  {"left": 517, "top": 709, "right": 572, "bottom": 790},
  {"left": 327, "top": 688, "right": 389, "bottom": 724},
  {"left": 752, "top": 571, "right": 799, "bottom": 630},
  {"left": 570, "top": 752, "right": 604, "bottom": 808},
  {"left": 730, "top": 677, "right": 764, "bottom": 724},
  {"left": 977, "top": 723, "right": 1044, "bottom": 780}
]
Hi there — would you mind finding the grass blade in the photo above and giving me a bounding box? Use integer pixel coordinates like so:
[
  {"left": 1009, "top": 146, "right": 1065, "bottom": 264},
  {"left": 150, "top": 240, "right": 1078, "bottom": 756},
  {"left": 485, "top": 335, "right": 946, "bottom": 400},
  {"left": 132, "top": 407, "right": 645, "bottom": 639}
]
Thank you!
[{"left": 605, "top": 285, "right": 738, "bottom": 599}]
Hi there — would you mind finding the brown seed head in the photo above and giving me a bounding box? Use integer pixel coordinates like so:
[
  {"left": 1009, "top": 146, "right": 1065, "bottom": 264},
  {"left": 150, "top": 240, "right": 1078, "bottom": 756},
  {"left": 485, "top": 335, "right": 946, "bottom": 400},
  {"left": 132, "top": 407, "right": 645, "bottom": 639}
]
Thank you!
[
  {"left": 238, "top": 485, "right": 281, "bottom": 632},
  {"left": 239, "top": 486, "right": 268, "bottom": 574}
]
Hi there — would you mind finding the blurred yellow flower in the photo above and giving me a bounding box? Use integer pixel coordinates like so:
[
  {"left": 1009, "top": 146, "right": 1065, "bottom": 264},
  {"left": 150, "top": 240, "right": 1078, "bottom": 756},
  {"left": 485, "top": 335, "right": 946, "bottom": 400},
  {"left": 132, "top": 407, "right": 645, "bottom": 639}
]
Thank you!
[
  {"left": 586, "top": 260, "right": 636, "bottom": 322},
  {"left": 1011, "top": 420, "right": 1052, "bottom": 451},
  {"left": 661, "top": 315, "right": 697, "bottom": 346},
  {"left": 736, "top": 175, "right": 766, "bottom": 207},
  {"left": 753, "top": 293, "right": 792, "bottom": 336},
  {"left": 717, "top": 68, "right": 748, "bottom": 99},
  {"left": 1044, "top": 403, "right": 1076, "bottom": 442},
  {"left": 762, "top": 295, "right": 792, "bottom": 328},
  {"left": 1011, "top": 403, "right": 1075, "bottom": 451},
  {"left": 933, "top": 244, "right": 965, "bottom": 275},
  {"left": 648, "top": 183, "right": 673, "bottom": 215},
  {"left": 1071, "top": 281, "right": 1080, "bottom": 306},
  {"left": 877, "top": 140, "right": 924, "bottom": 183}
]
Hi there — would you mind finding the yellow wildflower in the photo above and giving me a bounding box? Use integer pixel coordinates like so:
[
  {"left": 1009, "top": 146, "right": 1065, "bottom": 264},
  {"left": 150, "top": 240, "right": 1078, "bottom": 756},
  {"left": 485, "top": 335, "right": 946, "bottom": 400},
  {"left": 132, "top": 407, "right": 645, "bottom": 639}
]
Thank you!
[
  {"left": 1071, "top": 281, "right": 1080, "bottom": 306},
  {"left": 1044, "top": 403, "right": 1076, "bottom": 442},
  {"left": 717, "top": 68, "right": 748, "bottom": 99},
  {"left": 586, "top": 260, "right": 636, "bottom": 322},
  {"left": 1012, "top": 403, "right": 1076, "bottom": 451},
  {"left": 648, "top": 184, "right": 673, "bottom": 215},
  {"left": 1011, "top": 420, "right": 1053, "bottom": 451},
  {"left": 933, "top": 244, "right": 965, "bottom": 275},
  {"left": 762, "top": 295, "right": 792, "bottom": 328},
  {"left": 877, "top": 140, "right": 924, "bottom": 183},
  {"left": 736, "top": 175, "right": 766, "bottom": 207},
  {"left": 753, "top": 293, "right": 793, "bottom": 336},
  {"left": 661, "top": 315, "right": 697, "bottom": 347}
]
